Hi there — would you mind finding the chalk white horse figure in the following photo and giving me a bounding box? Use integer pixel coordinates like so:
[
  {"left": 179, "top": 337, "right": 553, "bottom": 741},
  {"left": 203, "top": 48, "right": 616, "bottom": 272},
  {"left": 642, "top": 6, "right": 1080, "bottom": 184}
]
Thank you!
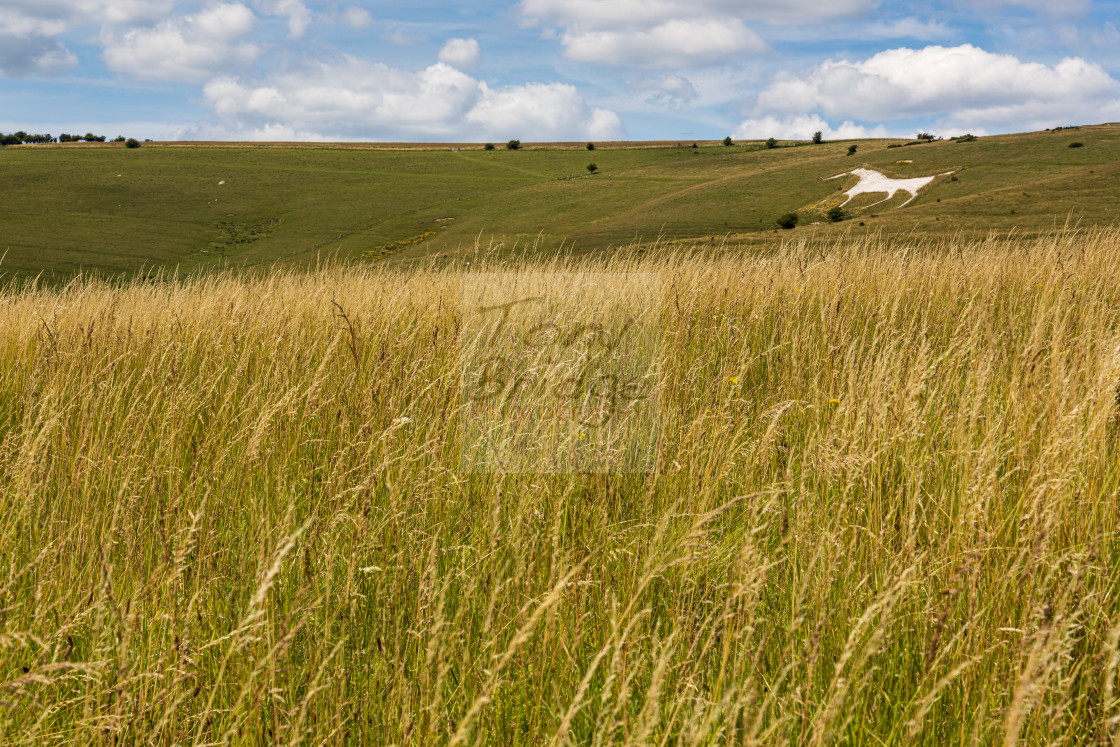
[{"left": 827, "top": 168, "right": 955, "bottom": 208}]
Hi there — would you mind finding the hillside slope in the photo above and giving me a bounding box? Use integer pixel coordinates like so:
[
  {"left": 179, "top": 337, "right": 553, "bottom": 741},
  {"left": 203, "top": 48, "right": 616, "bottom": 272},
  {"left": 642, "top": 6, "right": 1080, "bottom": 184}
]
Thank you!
[{"left": 1, "top": 125, "right": 1117, "bottom": 279}]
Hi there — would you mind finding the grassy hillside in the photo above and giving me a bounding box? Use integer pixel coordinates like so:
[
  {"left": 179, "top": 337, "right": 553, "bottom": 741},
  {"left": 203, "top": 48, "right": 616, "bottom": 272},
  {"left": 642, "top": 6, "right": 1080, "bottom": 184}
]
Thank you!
[
  {"left": 1, "top": 229, "right": 1119, "bottom": 743},
  {"left": 1, "top": 125, "right": 1119, "bottom": 279}
]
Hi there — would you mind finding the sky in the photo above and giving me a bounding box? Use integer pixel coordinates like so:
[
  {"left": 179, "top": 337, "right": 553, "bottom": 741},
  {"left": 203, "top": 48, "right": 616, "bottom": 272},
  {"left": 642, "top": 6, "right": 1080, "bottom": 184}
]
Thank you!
[{"left": 2, "top": 0, "right": 1119, "bottom": 142}]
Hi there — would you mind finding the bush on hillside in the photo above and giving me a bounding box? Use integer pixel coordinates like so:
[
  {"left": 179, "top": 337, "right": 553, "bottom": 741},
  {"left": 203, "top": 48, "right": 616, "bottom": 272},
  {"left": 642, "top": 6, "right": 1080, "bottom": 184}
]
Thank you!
[
  {"left": 723, "top": 136, "right": 733, "bottom": 146},
  {"left": 776, "top": 212, "right": 799, "bottom": 229},
  {"left": 1069, "top": 142, "right": 1085, "bottom": 148},
  {"left": 827, "top": 206, "right": 846, "bottom": 222},
  {"left": 765, "top": 137, "right": 778, "bottom": 149},
  {"left": 506, "top": 139, "right": 521, "bottom": 150},
  {"left": 847, "top": 144, "right": 858, "bottom": 155},
  {"left": 812, "top": 131, "right": 823, "bottom": 144},
  {"left": 484, "top": 143, "right": 495, "bottom": 150},
  {"left": 125, "top": 138, "right": 141, "bottom": 149},
  {"left": 586, "top": 142, "right": 595, "bottom": 151},
  {"left": 586, "top": 163, "right": 598, "bottom": 174}
]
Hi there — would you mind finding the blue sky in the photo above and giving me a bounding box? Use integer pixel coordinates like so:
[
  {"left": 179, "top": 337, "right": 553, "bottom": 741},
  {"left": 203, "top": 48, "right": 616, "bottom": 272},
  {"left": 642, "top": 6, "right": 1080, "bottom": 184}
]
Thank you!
[{"left": 2, "top": 0, "right": 1119, "bottom": 142}]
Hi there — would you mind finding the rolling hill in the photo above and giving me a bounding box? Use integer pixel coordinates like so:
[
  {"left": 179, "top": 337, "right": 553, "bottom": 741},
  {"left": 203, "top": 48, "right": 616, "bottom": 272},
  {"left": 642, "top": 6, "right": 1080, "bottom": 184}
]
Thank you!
[{"left": 1, "top": 124, "right": 1118, "bottom": 280}]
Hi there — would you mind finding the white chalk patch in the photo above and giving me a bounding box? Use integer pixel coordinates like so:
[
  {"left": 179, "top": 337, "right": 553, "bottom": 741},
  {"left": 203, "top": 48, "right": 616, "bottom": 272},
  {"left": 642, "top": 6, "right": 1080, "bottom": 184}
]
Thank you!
[
  {"left": 828, "top": 167, "right": 953, "bottom": 208},
  {"left": 218, "top": 180, "right": 225, "bottom": 185}
]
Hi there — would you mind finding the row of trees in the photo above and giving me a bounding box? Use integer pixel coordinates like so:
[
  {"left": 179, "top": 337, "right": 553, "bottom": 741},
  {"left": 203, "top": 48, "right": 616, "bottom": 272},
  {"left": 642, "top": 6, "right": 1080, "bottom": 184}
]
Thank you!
[{"left": 1, "top": 132, "right": 135, "bottom": 146}]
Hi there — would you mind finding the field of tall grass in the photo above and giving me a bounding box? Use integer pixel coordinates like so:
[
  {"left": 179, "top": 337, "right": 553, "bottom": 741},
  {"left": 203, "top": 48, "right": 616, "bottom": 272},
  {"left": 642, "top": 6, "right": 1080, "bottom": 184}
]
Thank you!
[{"left": 1, "top": 228, "right": 1119, "bottom": 744}]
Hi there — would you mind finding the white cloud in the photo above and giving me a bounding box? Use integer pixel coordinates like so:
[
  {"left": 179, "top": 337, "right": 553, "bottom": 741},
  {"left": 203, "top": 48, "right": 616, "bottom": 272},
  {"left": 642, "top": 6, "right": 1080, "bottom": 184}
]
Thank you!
[
  {"left": 956, "top": 0, "right": 1091, "bottom": 19},
  {"left": 520, "top": 0, "right": 876, "bottom": 29},
  {"left": 562, "top": 19, "right": 766, "bottom": 68},
  {"left": 0, "top": 31, "right": 77, "bottom": 77},
  {"left": 1, "top": 0, "right": 174, "bottom": 31},
  {"left": 200, "top": 57, "right": 625, "bottom": 142},
  {"left": 521, "top": 0, "right": 874, "bottom": 68},
  {"left": 438, "top": 38, "right": 481, "bottom": 70},
  {"left": 862, "top": 18, "right": 953, "bottom": 41},
  {"left": 0, "top": 0, "right": 153, "bottom": 78},
  {"left": 384, "top": 22, "right": 426, "bottom": 46},
  {"left": 252, "top": 0, "right": 311, "bottom": 38},
  {"left": 639, "top": 75, "right": 699, "bottom": 108},
  {"left": 466, "top": 82, "right": 624, "bottom": 139},
  {"left": 0, "top": 0, "right": 177, "bottom": 79},
  {"left": 734, "top": 114, "right": 891, "bottom": 140},
  {"left": 340, "top": 7, "right": 373, "bottom": 28},
  {"left": 102, "top": 3, "right": 259, "bottom": 82},
  {"left": 1090, "top": 22, "right": 1120, "bottom": 49},
  {"left": 753, "top": 44, "right": 1120, "bottom": 133}
]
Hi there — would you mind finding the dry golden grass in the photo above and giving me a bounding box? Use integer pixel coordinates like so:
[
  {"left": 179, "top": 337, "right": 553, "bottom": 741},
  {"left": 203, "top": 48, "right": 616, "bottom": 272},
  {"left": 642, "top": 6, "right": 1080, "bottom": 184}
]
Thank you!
[{"left": 1, "top": 229, "right": 1119, "bottom": 744}]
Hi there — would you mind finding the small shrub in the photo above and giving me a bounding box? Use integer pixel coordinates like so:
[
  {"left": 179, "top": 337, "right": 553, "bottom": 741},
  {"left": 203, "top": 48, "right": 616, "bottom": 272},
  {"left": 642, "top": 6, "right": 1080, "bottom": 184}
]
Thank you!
[
  {"left": 887, "top": 143, "right": 902, "bottom": 149},
  {"left": 723, "top": 136, "right": 733, "bottom": 146},
  {"left": 484, "top": 143, "right": 495, "bottom": 151},
  {"left": 113, "top": 135, "right": 126, "bottom": 142},
  {"left": 586, "top": 163, "right": 598, "bottom": 174},
  {"left": 956, "top": 134, "right": 977, "bottom": 143},
  {"left": 776, "top": 212, "right": 799, "bottom": 229},
  {"left": 826, "top": 206, "right": 846, "bottom": 222},
  {"left": 506, "top": 139, "right": 521, "bottom": 151},
  {"left": 812, "top": 131, "right": 823, "bottom": 144},
  {"left": 847, "top": 144, "right": 858, "bottom": 155},
  {"left": 691, "top": 143, "right": 698, "bottom": 149},
  {"left": 586, "top": 142, "right": 595, "bottom": 151},
  {"left": 765, "top": 137, "right": 778, "bottom": 149},
  {"left": 1069, "top": 142, "right": 1084, "bottom": 148},
  {"left": 917, "top": 132, "right": 936, "bottom": 141},
  {"left": 125, "top": 138, "right": 140, "bottom": 149}
]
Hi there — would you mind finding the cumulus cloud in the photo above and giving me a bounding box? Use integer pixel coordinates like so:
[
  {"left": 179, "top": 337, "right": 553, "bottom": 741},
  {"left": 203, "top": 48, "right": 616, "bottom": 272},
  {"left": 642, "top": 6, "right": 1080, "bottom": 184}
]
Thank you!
[
  {"left": 520, "top": 0, "right": 876, "bottom": 28},
  {"left": 734, "top": 114, "right": 891, "bottom": 140},
  {"left": 1, "top": 0, "right": 174, "bottom": 31},
  {"left": 0, "top": 0, "right": 134, "bottom": 78},
  {"left": 340, "top": 7, "right": 373, "bottom": 28},
  {"left": 752, "top": 44, "right": 1120, "bottom": 133},
  {"left": 861, "top": 18, "right": 953, "bottom": 41},
  {"left": 638, "top": 75, "right": 699, "bottom": 108},
  {"left": 252, "top": 0, "right": 311, "bottom": 38},
  {"left": 438, "top": 38, "right": 481, "bottom": 70},
  {"left": 102, "top": 4, "right": 259, "bottom": 82},
  {"left": 93, "top": 0, "right": 178, "bottom": 25},
  {"left": 520, "top": 0, "right": 875, "bottom": 68},
  {"left": 1090, "top": 22, "right": 1120, "bottom": 49},
  {"left": 200, "top": 57, "right": 625, "bottom": 141},
  {"left": 562, "top": 19, "right": 766, "bottom": 68},
  {"left": 956, "top": 0, "right": 1091, "bottom": 18},
  {"left": 0, "top": 31, "right": 77, "bottom": 77}
]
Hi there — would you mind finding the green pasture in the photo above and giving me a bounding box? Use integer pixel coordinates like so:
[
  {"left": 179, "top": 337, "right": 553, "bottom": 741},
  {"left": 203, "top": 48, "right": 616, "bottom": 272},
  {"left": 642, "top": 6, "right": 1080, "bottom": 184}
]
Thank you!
[{"left": 2, "top": 124, "right": 1118, "bottom": 279}]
